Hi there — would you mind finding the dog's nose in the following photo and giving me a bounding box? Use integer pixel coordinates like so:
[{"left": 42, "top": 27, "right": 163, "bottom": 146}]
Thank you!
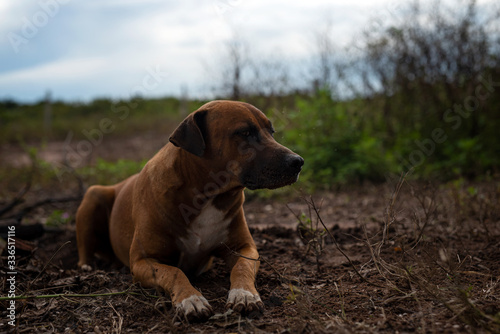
[{"left": 287, "top": 155, "right": 304, "bottom": 171}]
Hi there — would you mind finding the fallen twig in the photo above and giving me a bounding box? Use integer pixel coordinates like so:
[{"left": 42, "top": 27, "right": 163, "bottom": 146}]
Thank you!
[
  {"left": 0, "top": 174, "right": 32, "bottom": 218},
  {"left": 26, "top": 240, "right": 72, "bottom": 289},
  {"left": 8, "top": 196, "right": 82, "bottom": 221},
  {"left": 0, "top": 288, "right": 160, "bottom": 301},
  {"left": 303, "top": 195, "right": 384, "bottom": 288}
]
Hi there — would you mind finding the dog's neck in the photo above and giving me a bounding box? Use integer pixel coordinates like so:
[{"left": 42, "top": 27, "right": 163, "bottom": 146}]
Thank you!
[{"left": 146, "top": 144, "right": 244, "bottom": 200}]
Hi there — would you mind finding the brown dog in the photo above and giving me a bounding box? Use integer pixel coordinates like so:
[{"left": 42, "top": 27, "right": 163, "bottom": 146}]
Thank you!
[{"left": 76, "top": 100, "right": 303, "bottom": 321}]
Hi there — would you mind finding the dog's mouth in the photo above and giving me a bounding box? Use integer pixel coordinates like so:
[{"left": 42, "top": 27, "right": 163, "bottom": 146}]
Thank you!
[
  {"left": 244, "top": 173, "right": 301, "bottom": 190},
  {"left": 242, "top": 154, "right": 304, "bottom": 190}
]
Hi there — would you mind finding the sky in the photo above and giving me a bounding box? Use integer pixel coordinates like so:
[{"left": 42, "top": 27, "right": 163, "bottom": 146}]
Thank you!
[{"left": 0, "top": 0, "right": 496, "bottom": 103}]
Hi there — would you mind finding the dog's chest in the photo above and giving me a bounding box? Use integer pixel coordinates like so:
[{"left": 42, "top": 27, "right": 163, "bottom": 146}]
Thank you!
[{"left": 177, "top": 200, "right": 231, "bottom": 255}]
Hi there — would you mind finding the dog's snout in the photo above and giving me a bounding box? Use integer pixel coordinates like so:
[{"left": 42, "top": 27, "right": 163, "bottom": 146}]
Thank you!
[{"left": 287, "top": 155, "right": 304, "bottom": 171}]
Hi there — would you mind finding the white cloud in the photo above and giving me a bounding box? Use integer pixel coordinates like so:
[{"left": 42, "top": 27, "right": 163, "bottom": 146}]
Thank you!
[
  {"left": 0, "top": 57, "right": 109, "bottom": 84},
  {"left": 1, "top": 0, "right": 497, "bottom": 102}
]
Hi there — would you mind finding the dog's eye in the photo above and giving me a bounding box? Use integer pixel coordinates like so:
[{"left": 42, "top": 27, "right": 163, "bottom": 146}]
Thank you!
[
  {"left": 236, "top": 129, "right": 253, "bottom": 138},
  {"left": 235, "top": 126, "right": 258, "bottom": 139}
]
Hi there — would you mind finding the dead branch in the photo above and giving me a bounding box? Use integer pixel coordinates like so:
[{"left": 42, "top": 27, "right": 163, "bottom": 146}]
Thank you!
[
  {"left": 1, "top": 147, "right": 84, "bottom": 223},
  {"left": 409, "top": 182, "right": 438, "bottom": 249},
  {"left": 376, "top": 172, "right": 407, "bottom": 258},
  {"left": 7, "top": 195, "right": 82, "bottom": 222},
  {"left": 0, "top": 171, "right": 33, "bottom": 218},
  {"left": 20, "top": 240, "right": 72, "bottom": 297},
  {"left": 0, "top": 287, "right": 158, "bottom": 301}
]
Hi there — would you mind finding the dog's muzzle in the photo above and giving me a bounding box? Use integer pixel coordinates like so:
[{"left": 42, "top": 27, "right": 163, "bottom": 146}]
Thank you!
[{"left": 243, "top": 153, "right": 304, "bottom": 190}]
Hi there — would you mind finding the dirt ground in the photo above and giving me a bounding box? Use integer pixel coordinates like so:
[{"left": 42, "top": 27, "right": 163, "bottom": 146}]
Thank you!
[{"left": 1, "top": 138, "right": 499, "bottom": 333}]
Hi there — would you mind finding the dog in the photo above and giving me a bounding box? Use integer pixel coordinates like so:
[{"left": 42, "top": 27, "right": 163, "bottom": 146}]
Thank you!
[{"left": 76, "top": 100, "right": 304, "bottom": 321}]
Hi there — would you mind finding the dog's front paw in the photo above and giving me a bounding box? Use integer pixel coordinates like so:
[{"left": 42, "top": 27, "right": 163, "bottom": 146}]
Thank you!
[
  {"left": 176, "top": 295, "right": 213, "bottom": 322},
  {"left": 80, "top": 264, "right": 92, "bottom": 272},
  {"left": 226, "top": 288, "right": 264, "bottom": 314}
]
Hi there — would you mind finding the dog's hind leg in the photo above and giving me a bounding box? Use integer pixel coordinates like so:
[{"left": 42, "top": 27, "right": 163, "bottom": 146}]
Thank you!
[{"left": 76, "top": 185, "right": 116, "bottom": 269}]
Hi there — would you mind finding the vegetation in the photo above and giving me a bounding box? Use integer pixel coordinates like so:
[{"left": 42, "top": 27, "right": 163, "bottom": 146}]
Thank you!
[
  {"left": 1, "top": 0, "right": 499, "bottom": 189},
  {"left": 0, "top": 97, "right": 198, "bottom": 144}
]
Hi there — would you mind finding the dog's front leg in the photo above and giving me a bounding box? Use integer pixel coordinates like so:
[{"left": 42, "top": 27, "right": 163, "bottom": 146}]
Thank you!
[
  {"left": 224, "top": 237, "right": 264, "bottom": 314},
  {"left": 130, "top": 258, "right": 213, "bottom": 321}
]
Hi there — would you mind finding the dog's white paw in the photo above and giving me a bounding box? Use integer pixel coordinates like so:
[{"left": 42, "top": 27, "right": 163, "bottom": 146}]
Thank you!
[
  {"left": 176, "top": 295, "right": 213, "bottom": 322},
  {"left": 226, "top": 288, "right": 264, "bottom": 314},
  {"left": 80, "top": 264, "right": 92, "bottom": 272}
]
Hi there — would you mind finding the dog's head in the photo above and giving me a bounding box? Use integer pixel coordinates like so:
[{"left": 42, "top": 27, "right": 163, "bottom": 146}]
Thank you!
[{"left": 169, "top": 100, "right": 303, "bottom": 190}]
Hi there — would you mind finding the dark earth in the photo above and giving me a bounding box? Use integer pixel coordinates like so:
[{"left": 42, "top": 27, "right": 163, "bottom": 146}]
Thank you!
[{"left": 1, "top": 136, "right": 499, "bottom": 333}]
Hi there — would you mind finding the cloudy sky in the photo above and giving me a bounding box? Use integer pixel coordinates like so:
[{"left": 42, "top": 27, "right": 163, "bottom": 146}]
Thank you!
[{"left": 0, "top": 0, "right": 495, "bottom": 103}]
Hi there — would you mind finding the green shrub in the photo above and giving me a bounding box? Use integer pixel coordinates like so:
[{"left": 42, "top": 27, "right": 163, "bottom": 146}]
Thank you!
[{"left": 272, "top": 91, "right": 395, "bottom": 188}]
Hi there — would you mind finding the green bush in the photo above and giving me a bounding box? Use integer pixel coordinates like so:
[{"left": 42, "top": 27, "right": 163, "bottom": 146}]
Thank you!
[{"left": 273, "top": 91, "right": 396, "bottom": 187}]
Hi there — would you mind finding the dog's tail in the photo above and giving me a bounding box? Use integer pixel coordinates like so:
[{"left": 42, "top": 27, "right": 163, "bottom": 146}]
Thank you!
[{"left": 76, "top": 185, "right": 116, "bottom": 268}]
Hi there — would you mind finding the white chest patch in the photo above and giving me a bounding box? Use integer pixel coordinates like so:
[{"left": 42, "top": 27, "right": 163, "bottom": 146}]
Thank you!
[{"left": 177, "top": 199, "right": 231, "bottom": 256}]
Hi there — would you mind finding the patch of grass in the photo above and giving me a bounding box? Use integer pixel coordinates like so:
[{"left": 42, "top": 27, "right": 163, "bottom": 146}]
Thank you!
[
  {"left": 45, "top": 210, "right": 72, "bottom": 227},
  {"left": 0, "top": 97, "right": 202, "bottom": 145},
  {"left": 78, "top": 158, "right": 148, "bottom": 186}
]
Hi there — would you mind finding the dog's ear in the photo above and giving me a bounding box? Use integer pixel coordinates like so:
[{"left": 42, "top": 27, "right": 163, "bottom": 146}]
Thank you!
[{"left": 169, "top": 110, "right": 207, "bottom": 157}]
